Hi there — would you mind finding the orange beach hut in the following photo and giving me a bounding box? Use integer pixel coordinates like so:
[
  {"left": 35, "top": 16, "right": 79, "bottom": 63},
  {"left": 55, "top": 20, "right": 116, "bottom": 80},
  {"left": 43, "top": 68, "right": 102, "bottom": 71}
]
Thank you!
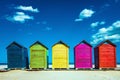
[{"left": 94, "top": 40, "right": 116, "bottom": 69}]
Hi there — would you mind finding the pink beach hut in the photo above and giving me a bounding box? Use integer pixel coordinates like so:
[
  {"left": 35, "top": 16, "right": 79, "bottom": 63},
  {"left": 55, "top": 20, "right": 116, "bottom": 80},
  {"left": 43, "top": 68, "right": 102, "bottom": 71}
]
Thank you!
[{"left": 74, "top": 40, "right": 92, "bottom": 69}]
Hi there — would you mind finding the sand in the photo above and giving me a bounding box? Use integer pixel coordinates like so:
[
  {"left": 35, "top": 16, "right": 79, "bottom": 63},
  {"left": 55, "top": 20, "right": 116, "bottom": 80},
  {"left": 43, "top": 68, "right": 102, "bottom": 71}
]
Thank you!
[{"left": 0, "top": 70, "right": 120, "bottom": 80}]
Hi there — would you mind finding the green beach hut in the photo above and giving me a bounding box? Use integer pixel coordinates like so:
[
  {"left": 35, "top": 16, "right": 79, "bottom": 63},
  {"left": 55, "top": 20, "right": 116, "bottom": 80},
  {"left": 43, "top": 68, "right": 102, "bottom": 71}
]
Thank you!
[{"left": 30, "top": 41, "right": 48, "bottom": 69}]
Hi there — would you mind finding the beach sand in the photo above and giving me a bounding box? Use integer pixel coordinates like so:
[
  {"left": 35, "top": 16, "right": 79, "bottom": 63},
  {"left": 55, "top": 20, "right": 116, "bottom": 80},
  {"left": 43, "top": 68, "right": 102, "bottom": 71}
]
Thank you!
[{"left": 0, "top": 70, "right": 120, "bottom": 80}]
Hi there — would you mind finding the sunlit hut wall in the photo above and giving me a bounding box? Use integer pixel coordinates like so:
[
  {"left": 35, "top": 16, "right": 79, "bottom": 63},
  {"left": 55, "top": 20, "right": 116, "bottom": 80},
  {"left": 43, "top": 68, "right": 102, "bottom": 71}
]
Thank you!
[
  {"left": 52, "top": 41, "right": 69, "bottom": 69},
  {"left": 30, "top": 41, "right": 48, "bottom": 69},
  {"left": 94, "top": 40, "right": 116, "bottom": 69},
  {"left": 6, "top": 41, "right": 28, "bottom": 69},
  {"left": 74, "top": 40, "right": 92, "bottom": 69}
]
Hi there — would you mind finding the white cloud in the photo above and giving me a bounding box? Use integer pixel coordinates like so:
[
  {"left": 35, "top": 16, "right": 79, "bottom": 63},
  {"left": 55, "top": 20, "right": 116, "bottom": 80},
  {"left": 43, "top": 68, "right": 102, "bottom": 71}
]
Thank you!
[
  {"left": 104, "top": 34, "right": 120, "bottom": 40},
  {"left": 6, "top": 12, "right": 34, "bottom": 23},
  {"left": 75, "top": 18, "right": 83, "bottom": 22},
  {"left": 15, "top": 5, "right": 39, "bottom": 13},
  {"left": 75, "top": 9, "right": 95, "bottom": 22},
  {"left": 45, "top": 27, "right": 52, "bottom": 31},
  {"left": 112, "top": 21, "right": 120, "bottom": 28},
  {"left": 90, "top": 20, "right": 120, "bottom": 44},
  {"left": 99, "top": 27, "right": 108, "bottom": 33},
  {"left": 90, "top": 21, "right": 105, "bottom": 28},
  {"left": 100, "top": 21, "right": 105, "bottom": 25},
  {"left": 91, "top": 22, "right": 99, "bottom": 28},
  {"left": 80, "top": 9, "right": 95, "bottom": 17}
]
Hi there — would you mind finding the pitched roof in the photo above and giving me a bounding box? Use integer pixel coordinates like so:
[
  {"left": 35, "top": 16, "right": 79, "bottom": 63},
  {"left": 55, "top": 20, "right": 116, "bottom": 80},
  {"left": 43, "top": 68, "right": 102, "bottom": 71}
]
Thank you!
[
  {"left": 75, "top": 40, "right": 92, "bottom": 48},
  {"left": 6, "top": 41, "right": 25, "bottom": 49},
  {"left": 29, "top": 41, "right": 48, "bottom": 49},
  {"left": 95, "top": 40, "right": 116, "bottom": 48},
  {"left": 52, "top": 40, "right": 69, "bottom": 48}
]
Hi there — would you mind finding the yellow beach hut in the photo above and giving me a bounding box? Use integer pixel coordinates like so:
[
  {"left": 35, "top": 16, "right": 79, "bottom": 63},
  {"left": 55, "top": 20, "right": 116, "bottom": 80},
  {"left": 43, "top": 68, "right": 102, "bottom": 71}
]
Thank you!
[{"left": 52, "top": 41, "right": 69, "bottom": 69}]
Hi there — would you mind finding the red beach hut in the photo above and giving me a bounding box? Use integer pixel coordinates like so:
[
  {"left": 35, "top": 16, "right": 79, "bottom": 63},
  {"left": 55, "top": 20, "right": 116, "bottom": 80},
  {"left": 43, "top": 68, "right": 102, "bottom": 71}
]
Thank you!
[
  {"left": 94, "top": 40, "right": 116, "bottom": 69},
  {"left": 74, "top": 40, "right": 92, "bottom": 69}
]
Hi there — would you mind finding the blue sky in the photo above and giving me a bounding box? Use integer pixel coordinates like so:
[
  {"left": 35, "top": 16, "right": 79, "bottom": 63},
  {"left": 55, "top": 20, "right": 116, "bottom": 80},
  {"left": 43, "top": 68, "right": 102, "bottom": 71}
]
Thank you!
[{"left": 0, "top": 0, "right": 120, "bottom": 64}]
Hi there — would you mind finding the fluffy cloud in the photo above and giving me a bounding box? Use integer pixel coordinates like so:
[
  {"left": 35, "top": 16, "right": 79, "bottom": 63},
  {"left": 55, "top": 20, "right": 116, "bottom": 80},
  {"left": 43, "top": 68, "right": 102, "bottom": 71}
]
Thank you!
[
  {"left": 6, "top": 12, "right": 34, "bottom": 23},
  {"left": 90, "top": 21, "right": 105, "bottom": 28},
  {"left": 90, "top": 20, "right": 120, "bottom": 44},
  {"left": 75, "top": 9, "right": 95, "bottom": 22},
  {"left": 6, "top": 5, "right": 39, "bottom": 23},
  {"left": 15, "top": 5, "right": 39, "bottom": 13},
  {"left": 112, "top": 21, "right": 120, "bottom": 28}
]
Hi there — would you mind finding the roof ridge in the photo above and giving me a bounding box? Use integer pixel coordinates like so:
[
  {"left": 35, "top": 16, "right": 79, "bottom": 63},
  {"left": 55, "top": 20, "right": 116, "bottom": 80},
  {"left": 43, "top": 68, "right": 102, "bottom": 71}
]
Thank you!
[
  {"left": 6, "top": 41, "right": 26, "bottom": 49},
  {"left": 29, "top": 41, "right": 48, "bottom": 49},
  {"left": 52, "top": 40, "right": 69, "bottom": 47},
  {"left": 74, "top": 40, "right": 92, "bottom": 48},
  {"left": 95, "top": 40, "right": 116, "bottom": 47}
]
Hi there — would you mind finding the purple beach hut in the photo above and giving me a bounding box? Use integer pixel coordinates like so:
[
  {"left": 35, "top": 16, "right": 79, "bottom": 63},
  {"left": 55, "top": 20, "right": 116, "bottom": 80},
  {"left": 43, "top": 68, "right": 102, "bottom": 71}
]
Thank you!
[{"left": 74, "top": 40, "right": 92, "bottom": 69}]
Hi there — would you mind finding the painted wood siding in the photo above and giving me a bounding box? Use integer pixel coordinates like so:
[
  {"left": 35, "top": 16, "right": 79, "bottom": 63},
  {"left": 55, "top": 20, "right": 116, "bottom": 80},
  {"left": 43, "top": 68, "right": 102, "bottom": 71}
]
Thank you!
[
  {"left": 99, "top": 44, "right": 116, "bottom": 68},
  {"left": 52, "top": 44, "right": 69, "bottom": 69},
  {"left": 7, "top": 45, "right": 22, "bottom": 68},
  {"left": 30, "top": 44, "right": 47, "bottom": 69},
  {"left": 94, "top": 40, "right": 116, "bottom": 69},
  {"left": 7, "top": 43, "right": 28, "bottom": 69},
  {"left": 75, "top": 44, "right": 92, "bottom": 68}
]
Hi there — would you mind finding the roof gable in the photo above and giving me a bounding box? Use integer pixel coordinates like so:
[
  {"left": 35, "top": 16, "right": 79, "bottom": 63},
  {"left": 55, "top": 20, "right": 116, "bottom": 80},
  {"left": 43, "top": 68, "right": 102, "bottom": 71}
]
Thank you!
[
  {"left": 6, "top": 41, "right": 25, "bottom": 49},
  {"left": 30, "top": 41, "right": 48, "bottom": 49},
  {"left": 52, "top": 40, "right": 69, "bottom": 48},
  {"left": 95, "top": 40, "right": 116, "bottom": 48},
  {"left": 74, "top": 40, "right": 92, "bottom": 48}
]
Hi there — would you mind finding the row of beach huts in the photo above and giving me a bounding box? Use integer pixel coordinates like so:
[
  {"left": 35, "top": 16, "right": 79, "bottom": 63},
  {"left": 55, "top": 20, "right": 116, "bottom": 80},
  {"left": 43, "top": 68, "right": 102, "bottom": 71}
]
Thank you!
[{"left": 5, "top": 40, "right": 117, "bottom": 70}]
